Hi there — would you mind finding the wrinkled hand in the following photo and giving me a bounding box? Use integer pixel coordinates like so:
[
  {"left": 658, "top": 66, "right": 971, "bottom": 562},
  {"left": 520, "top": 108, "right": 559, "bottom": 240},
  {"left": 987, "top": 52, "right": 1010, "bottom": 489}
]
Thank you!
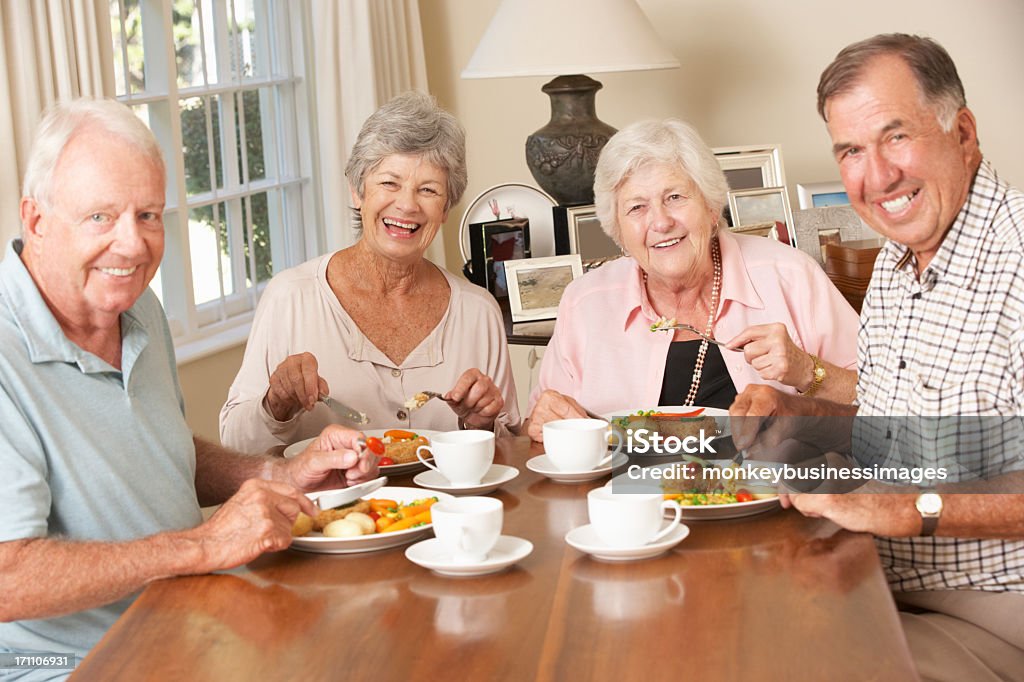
[
  {"left": 263, "top": 352, "right": 329, "bottom": 422},
  {"left": 729, "top": 385, "right": 807, "bottom": 450},
  {"left": 191, "top": 478, "right": 316, "bottom": 572},
  {"left": 780, "top": 488, "right": 921, "bottom": 536},
  {"left": 727, "top": 323, "right": 814, "bottom": 391},
  {"left": 279, "top": 424, "right": 379, "bottom": 491},
  {"left": 444, "top": 368, "right": 504, "bottom": 429},
  {"left": 525, "top": 390, "right": 588, "bottom": 442}
]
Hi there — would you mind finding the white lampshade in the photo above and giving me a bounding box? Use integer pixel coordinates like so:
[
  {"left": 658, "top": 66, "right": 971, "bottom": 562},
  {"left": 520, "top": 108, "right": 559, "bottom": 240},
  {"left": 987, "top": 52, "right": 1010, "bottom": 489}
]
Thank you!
[{"left": 462, "top": 0, "right": 679, "bottom": 79}]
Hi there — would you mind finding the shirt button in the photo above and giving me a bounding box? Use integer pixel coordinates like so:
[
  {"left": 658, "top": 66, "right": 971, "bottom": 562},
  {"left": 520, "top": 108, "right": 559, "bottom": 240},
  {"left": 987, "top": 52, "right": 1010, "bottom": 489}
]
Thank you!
[
  {"left": 912, "top": 293, "right": 921, "bottom": 300},
  {"left": 898, "top": 360, "right": 906, "bottom": 369},
  {"left": 391, "top": 369, "right": 402, "bottom": 378},
  {"left": 396, "top": 409, "right": 408, "bottom": 420}
]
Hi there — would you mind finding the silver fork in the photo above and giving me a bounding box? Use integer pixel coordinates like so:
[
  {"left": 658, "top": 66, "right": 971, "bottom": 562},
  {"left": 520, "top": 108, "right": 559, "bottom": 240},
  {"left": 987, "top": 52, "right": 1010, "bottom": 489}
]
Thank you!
[
  {"left": 404, "top": 391, "right": 446, "bottom": 412},
  {"left": 653, "top": 322, "right": 734, "bottom": 349}
]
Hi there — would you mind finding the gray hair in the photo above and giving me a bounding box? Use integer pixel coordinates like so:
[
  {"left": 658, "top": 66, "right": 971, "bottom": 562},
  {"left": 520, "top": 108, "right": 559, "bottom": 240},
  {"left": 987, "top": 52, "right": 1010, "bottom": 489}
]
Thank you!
[
  {"left": 817, "top": 34, "right": 966, "bottom": 132},
  {"left": 345, "top": 91, "right": 467, "bottom": 228},
  {"left": 22, "top": 98, "right": 164, "bottom": 209},
  {"left": 594, "top": 118, "right": 729, "bottom": 246}
]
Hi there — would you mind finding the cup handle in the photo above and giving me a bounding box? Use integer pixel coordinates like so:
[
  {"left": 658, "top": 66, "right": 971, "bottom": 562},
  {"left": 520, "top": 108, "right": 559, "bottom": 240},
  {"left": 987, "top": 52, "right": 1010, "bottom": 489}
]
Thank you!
[
  {"left": 597, "top": 427, "right": 623, "bottom": 467},
  {"left": 651, "top": 500, "right": 682, "bottom": 543},
  {"left": 416, "top": 444, "right": 440, "bottom": 474}
]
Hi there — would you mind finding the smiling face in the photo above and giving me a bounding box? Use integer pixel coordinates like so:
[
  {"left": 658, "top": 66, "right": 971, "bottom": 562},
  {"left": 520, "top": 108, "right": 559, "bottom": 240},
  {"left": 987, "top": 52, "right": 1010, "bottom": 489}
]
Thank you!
[
  {"left": 825, "top": 54, "right": 981, "bottom": 270},
  {"left": 352, "top": 153, "right": 449, "bottom": 264},
  {"left": 20, "top": 125, "right": 166, "bottom": 333},
  {"left": 616, "top": 162, "right": 718, "bottom": 287}
]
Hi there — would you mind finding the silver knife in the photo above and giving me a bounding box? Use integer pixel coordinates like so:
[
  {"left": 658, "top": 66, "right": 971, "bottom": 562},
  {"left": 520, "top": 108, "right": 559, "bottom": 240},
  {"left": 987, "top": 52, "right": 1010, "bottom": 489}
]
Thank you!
[
  {"left": 319, "top": 395, "right": 370, "bottom": 425},
  {"left": 314, "top": 476, "right": 388, "bottom": 510}
]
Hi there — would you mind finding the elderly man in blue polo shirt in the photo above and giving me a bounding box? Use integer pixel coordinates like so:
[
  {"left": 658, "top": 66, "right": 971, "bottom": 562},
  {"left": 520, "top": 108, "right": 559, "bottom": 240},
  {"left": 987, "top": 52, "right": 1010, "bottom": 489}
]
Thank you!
[{"left": 0, "top": 98, "right": 377, "bottom": 676}]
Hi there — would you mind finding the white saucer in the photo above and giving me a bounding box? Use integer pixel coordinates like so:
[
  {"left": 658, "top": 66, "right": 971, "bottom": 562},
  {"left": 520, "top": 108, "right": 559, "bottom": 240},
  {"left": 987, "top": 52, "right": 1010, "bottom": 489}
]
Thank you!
[
  {"left": 564, "top": 522, "right": 690, "bottom": 562},
  {"left": 526, "top": 453, "right": 628, "bottom": 484},
  {"left": 405, "top": 535, "right": 534, "bottom": 577},
  {"left": 412, "top": 464, "right": 519, "bottom": 495}
]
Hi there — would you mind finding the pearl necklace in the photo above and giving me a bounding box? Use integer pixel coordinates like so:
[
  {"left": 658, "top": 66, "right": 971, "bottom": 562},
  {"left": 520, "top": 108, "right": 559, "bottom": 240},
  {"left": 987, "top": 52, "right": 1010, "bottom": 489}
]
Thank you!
[
  {"left": 684, "top": 238, "right": 722, "bottom": 405},
  {"left": 644, "top": 238, "right": 722, "bottom": 407}
]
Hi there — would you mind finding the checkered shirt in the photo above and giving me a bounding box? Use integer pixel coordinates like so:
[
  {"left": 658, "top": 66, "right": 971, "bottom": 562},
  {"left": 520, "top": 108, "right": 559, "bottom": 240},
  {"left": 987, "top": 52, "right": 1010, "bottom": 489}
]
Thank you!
[{"left": 857, "top": 159, "right": 1024, "bottom": 592}]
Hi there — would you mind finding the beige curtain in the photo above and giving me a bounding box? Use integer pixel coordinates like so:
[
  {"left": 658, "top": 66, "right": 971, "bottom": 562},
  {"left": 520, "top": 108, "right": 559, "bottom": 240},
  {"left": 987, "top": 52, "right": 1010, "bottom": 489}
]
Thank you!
[
  {"left": 0, "top": 0, "right": 114, "bottom": 244},
  {"left": 309, "top": 0, "right": 437, "bottom": 262}
]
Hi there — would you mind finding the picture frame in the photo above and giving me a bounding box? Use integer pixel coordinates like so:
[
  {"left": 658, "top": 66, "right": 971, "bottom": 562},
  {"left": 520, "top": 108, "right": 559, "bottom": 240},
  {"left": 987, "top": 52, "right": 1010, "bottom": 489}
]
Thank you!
[
  {"left": 728, "top": 186, "right": 797, "bottom": 248},
  {"left": 467, "top": 218, "right": 531, "bottom": 298},
  {"left": 552, "top": 204, "right": 621, "bottom": 267},
  {"left": 796, "top": 181, "right": 850, "bottom": 210},
  {"left": 713, "top": 144, "right": 787, "bottom": 192},
  {"left": 504, "top": 254, "right": 583, "bottom": 322}
]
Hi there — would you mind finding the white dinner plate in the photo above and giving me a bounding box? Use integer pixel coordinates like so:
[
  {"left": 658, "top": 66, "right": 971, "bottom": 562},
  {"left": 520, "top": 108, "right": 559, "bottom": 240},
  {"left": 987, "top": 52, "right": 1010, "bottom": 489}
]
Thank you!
[
  {"left": 412, "top": 464, "right": 519, "bottom": 495},
  {"left": 405, "top": 535, "right": 534, "bottom": 577},
  {"left": 564, "top": 522, "right": 690, "bottom": 562},
  {"left": 607, "top": 460, "right": 781, "bottom": 521},
  {"left": 603, "top": 405, "right": 729, "bottom": 455},
  {"left": 284, "top": 429, "right": 443, "bottom": 476},
  {"left": 290, "top": 486, "right": 453, "bottom": 554},
  {"left": 458, "top": 182, "right": 558, "bottom": 261},
  {"left": 526, "top": 453, "right": 629, "bottom": 484}
]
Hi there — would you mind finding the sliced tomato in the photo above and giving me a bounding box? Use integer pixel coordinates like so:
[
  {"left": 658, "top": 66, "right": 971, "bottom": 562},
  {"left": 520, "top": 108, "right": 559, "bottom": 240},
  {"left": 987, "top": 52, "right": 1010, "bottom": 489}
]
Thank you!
[
  {"left": 735, "top": 489, "right": 754, "bottom": 503},
  {"left": 365, "top": 437, "right": 385, "bottom": 455},
  {"left": 383, "top": 429, "right": 417, "bottom": 441},
  {"left": 650, "top": 409, "right": 706, "bottom": 418},
  {"left": 378, "top": 456, "right": 395, "bottom": 466}
]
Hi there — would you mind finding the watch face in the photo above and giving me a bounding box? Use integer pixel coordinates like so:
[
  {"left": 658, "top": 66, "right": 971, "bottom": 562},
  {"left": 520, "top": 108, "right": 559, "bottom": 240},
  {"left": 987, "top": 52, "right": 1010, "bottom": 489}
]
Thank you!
[{"left": 916, "top": 493, "right": 942, "bottom": 515}]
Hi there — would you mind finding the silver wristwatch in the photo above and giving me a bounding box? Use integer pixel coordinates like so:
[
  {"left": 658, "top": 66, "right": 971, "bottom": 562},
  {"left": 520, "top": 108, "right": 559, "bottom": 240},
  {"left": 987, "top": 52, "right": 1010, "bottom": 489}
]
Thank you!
[{"left": 914, "top": 492, "right": 943, "bottom": 536}]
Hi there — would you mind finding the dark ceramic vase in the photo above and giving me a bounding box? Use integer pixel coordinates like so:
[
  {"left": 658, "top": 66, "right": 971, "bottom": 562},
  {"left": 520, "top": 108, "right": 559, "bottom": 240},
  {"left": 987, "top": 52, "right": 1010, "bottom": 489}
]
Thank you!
[{"left": 525, "top": 74, "right": 616, "bottom": 205}]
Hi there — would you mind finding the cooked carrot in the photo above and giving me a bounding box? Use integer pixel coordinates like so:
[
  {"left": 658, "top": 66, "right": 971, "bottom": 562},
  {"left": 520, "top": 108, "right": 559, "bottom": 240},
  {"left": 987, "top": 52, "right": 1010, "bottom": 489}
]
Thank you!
[
  {"left": 375, "top": 515, "right": 394, "bottom": 532},
  {"left": 380, "top": 510, "right": 432, "bottom": 533},
  {"left": 369, "top": 499, "right": 398, "bottom": 513},
  {"left": 396, "top": 500, "right": 436, "bottom": 519},
  {"left": 384, "top": 429, "right": 417, "bottom": 441}
]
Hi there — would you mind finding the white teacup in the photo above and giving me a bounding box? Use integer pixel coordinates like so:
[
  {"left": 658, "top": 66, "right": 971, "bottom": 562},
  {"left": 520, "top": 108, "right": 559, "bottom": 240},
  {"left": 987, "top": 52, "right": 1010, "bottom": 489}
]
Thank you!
[
  {"left": 587, "top": 487, "right": 681, "bottom": 548},
  {"left": 416, "top": 430, "right": 495, "bottom": 486},
  {"left": 543, "top": 418, "right": 622, "bottom": 472},
  {"left": 431, "top": 496, "right": 503, "bottom": 563}
]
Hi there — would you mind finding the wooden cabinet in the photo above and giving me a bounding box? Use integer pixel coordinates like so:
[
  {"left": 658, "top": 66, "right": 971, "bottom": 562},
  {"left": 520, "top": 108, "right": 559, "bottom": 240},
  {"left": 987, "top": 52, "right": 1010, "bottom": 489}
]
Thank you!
[{"left": 823, "top": 238, "right": 884, "bottom": 312}]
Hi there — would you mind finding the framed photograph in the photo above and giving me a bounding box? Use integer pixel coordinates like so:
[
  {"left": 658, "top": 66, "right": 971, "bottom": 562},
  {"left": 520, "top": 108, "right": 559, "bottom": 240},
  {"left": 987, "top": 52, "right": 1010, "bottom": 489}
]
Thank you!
[
  {"left": 728, "top": 186, "right": 796, "bottom": 248},
  {"left": 467, "top": 218, "right": 531, "bottom": 298},
  {"left": 552, "top": 204, "right": 620, "bottom": 267},
  {"left": 713, "top": 144, "right": 787, "bottom": 192},
  {"left": 504, "top": 254, "right": 583, "bottom": 322},
  {"left": 459, "top": 183, "right": 556, "bottom": 261},
  {"left": 796, "top": 181, "right": 849, "bottom": 210}
]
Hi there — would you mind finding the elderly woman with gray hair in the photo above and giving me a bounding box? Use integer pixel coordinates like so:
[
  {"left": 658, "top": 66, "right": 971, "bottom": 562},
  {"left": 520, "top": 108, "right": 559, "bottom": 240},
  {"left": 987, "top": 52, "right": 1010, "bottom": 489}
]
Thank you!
[
  {"left": 525, "top": 118, "right": 858, "bottom": 441},
  {"left": 222, "top": 92, "right": 519, "bottom": 453}
]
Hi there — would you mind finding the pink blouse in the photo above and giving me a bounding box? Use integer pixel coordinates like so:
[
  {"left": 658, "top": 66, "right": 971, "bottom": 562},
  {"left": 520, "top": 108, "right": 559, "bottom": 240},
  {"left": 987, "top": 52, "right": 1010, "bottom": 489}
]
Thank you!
[{"left": 528, "top": 231, "right": 859, "bottom": 415}]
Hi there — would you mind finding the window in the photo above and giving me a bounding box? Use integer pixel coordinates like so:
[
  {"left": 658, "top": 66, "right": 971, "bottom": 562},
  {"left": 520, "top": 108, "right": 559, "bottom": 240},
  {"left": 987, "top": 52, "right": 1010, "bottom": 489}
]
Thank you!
[{"left": 109, "top": 0, "right": 322, "bottom": 358}]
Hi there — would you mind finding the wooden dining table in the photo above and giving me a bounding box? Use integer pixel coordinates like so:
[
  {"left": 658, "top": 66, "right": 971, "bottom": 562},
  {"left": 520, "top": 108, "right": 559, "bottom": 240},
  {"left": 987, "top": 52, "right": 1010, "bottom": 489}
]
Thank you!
[{"left": 74, "top": 437, "right": 917, "bottom": 681}]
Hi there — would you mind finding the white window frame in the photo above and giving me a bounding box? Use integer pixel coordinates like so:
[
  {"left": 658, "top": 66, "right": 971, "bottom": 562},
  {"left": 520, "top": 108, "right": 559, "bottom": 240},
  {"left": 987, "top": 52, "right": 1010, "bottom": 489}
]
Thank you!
[{"left": 110, "top": 0, "right": 323, "bottom": 362}]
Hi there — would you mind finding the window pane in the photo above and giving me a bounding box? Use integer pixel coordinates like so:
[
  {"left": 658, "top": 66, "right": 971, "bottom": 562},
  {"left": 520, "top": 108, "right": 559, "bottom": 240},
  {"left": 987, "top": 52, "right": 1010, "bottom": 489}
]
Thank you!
[
  {"left": 189, "top": 202, "right": 233, "bottom": 305},
  {"left": 241, "top": 191, "right": 273, "bottom": 285},
  {"left": 181, "top": 95, "right": 224, "bottom": 196},
  {"left": 229, "top": 0, "right": 259, "bottom": 79},
  {"left": 173, "top": 0, "right": 203, "bottom": 88},
  {"left": 236, "top": 89, "right": 266, "bottom": 181},
  {"left": 110, "top": 0, "right": 146, "bottom": 95}
]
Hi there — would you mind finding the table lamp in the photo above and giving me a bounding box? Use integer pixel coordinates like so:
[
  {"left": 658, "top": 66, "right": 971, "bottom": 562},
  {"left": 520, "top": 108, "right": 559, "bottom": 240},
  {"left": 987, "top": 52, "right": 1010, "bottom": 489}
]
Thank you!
[{"left": 462, "top": 0, "right": 679, "bottom": 205}]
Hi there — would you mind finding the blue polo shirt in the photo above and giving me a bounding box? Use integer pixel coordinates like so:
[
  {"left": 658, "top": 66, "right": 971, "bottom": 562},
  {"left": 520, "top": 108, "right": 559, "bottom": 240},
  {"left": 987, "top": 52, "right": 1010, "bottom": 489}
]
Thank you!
[{"left": 0, "top": 239, "right": 202, "bottom": 669}]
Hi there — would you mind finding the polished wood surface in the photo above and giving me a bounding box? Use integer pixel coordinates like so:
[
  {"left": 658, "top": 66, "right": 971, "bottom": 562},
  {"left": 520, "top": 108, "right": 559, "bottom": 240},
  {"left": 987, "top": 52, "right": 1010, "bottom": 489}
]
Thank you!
[
  {"left": 824, "top": 238, "right": 884, "bottom": 313},
  {"left": 75, "top": 438, "right": 916, "bottom": 681}
]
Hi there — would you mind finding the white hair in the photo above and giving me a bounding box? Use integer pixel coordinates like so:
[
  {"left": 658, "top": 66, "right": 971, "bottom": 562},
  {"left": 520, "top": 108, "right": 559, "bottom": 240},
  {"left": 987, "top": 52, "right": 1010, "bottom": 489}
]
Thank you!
[{"left": 22, "top": 98, "right": 164, "bottom": 210}]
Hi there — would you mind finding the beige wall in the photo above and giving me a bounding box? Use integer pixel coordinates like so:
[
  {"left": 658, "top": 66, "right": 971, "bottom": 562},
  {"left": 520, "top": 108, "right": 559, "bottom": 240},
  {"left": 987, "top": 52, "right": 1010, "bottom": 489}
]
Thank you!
[
  {"left": 421, "top": 0, "right": 1024, "bottom": 269},
  {"left": 179, "top": 344, "right": 246, "bottom": 443}
]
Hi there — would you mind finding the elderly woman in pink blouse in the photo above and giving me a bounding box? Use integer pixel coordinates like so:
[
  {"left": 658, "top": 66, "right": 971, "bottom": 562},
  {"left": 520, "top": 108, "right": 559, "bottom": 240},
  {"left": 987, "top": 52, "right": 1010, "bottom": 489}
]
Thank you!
[
  {"left": 525, "top": 118, "right": 858, "bottom": 441},
  {"left": 221, "top": 92, "right": 518, "bottom": 454}
]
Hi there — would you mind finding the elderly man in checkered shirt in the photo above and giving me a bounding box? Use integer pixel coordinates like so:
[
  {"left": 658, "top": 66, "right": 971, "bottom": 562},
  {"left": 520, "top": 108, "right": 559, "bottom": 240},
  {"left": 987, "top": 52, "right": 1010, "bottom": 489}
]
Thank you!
[{"left": 732, "top": 34, "right": 1024, "bottom": 681}]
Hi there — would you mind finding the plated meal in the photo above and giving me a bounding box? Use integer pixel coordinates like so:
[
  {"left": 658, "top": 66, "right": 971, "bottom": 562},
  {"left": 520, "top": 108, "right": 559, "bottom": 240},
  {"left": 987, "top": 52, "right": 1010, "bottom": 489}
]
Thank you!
[
  {"left": 284, "top": 429, "right": 442, "bottom": 475},
  {"left": 604, "top": 406, "right": 728, "bottom": 455},
  {"left": 290, "top": 486, "right": 454, "bottom": 554}
]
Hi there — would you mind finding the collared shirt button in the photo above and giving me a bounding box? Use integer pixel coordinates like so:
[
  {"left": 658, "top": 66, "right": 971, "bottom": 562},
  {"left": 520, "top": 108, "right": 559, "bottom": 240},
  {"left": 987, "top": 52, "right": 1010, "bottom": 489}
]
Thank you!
[
  {"left": 391, "top": 369, "right": 402, "bottom": 377},
  {"left": 898, "top": 360, "right": 906, "bottom": 369},
  {"left": 396, "top": 409, "right": 408, "bottom": 420}
]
